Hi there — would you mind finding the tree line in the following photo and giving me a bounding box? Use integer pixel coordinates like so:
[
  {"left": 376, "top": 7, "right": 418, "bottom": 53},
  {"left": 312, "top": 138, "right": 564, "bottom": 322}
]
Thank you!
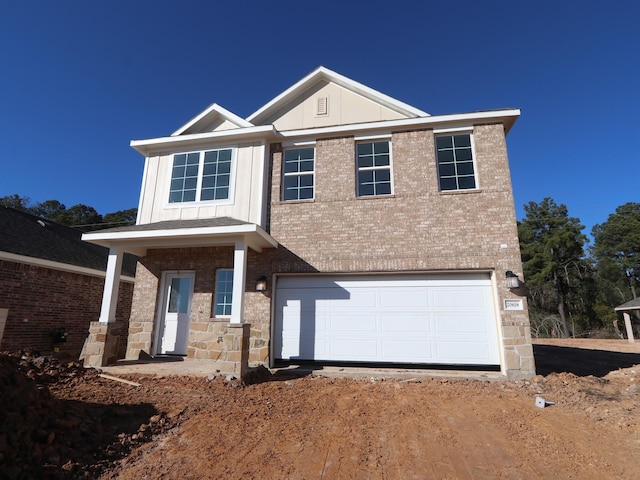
[
  {"left": 0, "top": 194, "right": 137, "bottom": 232},
  {"left": 519, "top": 198, "right": 640, "bottom": 339},
  {"left": 2, "top": 193, "right": 637, "bottom": 338}
]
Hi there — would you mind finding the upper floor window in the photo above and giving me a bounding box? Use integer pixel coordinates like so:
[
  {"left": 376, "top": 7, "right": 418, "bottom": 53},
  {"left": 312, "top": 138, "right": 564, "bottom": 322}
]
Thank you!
[
  {"left": 282, "top": 147, "right": 315, "bottom": 201},
  {"left": 169, "top": 148, "right": 233, "bottom": 203},
  {"left": 436, "top": 134, "right": 476, "bottom": 191},
  {"left": 356, "top": 141, "right": 392, "bottom": 197}
]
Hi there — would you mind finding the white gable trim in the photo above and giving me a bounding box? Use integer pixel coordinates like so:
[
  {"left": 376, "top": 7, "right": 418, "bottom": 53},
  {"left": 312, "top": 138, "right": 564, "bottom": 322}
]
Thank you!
[
  {"left": 172, "top": 103, "right": 253, "bottom": 136},
  {"left": 247, "top": 66, "right": 429, "bottom": 125},
  {"left": 0, "top": 250, "right": 135, "bottom": 283}
]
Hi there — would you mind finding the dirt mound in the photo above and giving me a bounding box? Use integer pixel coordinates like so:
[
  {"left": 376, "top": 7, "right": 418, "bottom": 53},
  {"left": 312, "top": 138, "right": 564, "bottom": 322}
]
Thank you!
[
  {"left": 0, "top": 351, "right": 176, "bottom": 479},
  {"left": 1, "top": 343, "right": 639, "bottom": 479}
]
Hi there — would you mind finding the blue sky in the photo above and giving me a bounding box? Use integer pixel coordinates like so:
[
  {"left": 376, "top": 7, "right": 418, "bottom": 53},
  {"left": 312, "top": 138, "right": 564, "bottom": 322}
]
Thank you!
[{"left": 1, "top": 1, "right": 638, "bottom": 240}]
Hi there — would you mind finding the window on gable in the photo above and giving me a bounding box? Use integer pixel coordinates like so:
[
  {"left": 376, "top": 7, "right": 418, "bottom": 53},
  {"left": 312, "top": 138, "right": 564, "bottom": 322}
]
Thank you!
[
  {"left": 282, "top": 147, "right": 315, "bottom": 201},
  {"left": 214, "top": 269, "right": 233, "bottom": 317},
  {"left": 356, "top": 141, "right": 392, "bottom": 197},
  {"left": 169, "top": 148, "right": 233, "bottom": 203},
  {"left": 436, "top": 134, "right": 476, "bottom": 191}
]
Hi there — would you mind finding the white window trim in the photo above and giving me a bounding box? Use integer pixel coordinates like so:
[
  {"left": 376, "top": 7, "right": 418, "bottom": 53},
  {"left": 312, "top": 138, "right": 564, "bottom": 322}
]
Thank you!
[
  {"left": 165, "top": 146, "right": 237, "bottom": 208},
  {"left": 435, "top": 132, "right": 479, "bottom": 192},
  {"left": 214, "top": 268, "right": 234, "bottom": 318},
  {"left": 353, "top": 133, "right": 391, "bottom": 142},
  {"left": 282, "top": 146, "right": 315, "bottom": 202},
  {"left": 356, "top": 140, "right": 394, "bottom": 197}
]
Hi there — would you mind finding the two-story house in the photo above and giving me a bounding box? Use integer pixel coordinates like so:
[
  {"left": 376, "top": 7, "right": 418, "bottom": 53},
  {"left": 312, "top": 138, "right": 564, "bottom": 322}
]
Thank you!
[{"left": 81, "top": 67, "right": 535, "bottom": 379}]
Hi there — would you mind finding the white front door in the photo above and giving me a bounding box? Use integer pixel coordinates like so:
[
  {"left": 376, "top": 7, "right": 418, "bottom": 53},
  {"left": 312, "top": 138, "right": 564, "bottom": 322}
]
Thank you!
[{"left": 158, "top": 272, "right": 194, "bottom": 355}]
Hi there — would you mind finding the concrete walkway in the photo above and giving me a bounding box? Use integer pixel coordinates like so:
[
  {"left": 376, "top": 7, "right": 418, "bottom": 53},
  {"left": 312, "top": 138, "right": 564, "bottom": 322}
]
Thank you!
[{"left": 96, "top": 357, "right": 505, "bottom": 381}]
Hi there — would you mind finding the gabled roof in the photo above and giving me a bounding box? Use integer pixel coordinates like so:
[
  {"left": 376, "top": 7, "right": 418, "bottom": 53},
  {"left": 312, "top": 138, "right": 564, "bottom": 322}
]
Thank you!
[
  {"left": 246, "top": 66, "right": 429, "bottom": 125},
  {"left": 615, "top": 297, "right": 640, "bottom": 311},
  {"left": 0, "top": 206, "right": 137, "bottom": 277},
  {"left": 172, "top": 103, "right": 253, "bottom": 136}
]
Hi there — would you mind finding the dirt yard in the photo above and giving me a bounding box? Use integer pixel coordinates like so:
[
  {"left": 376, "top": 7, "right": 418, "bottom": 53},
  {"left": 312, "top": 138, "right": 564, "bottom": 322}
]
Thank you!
[{"left": 1, "top": 339, "right": 639, "bottom": 479}]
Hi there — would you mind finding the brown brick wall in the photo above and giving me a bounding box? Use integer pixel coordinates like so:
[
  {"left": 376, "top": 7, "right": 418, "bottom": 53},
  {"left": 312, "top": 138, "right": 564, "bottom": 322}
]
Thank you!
[
  {"left": 0, "top": 259, "right": 133, "bottom": 359},
  {"left": 267, "top": 124, "right": 533, "bottom": 377},
  {"left": 121, "top": 122, "right": 533, "bottom": 378}
]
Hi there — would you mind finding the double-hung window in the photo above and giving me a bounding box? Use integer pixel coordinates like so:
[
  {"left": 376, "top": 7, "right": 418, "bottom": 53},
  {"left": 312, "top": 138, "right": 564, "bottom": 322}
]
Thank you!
[
  {"left": 436, "top": 134, "right": 476, "bottom": 191},
  {"left": 214, "top": 269, "right": 233, "bottom": 317},
  {"left": 169, "top": 148, "right": 233, "bottom": 203},
  {"left": 356, "top": 141, "right": 392, "bottom": 196},
  {"left": 282, "top": 147, "right": 314, "bottom": 201}
]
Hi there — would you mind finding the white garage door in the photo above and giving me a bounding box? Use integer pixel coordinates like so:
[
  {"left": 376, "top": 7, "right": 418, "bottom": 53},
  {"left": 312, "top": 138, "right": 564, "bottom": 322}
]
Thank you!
[{"left": 274, "top": 274, "right": 501, "bottom": 366}]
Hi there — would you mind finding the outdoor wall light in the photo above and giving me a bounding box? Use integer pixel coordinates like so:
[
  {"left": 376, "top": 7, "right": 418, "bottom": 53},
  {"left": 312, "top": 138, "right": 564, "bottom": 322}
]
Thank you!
[
  {"left": 255, "top": 275, "right": 268, "bottom": 292},
  {"left": 505, "top": 271, "right": 520, "bottom": 289}
]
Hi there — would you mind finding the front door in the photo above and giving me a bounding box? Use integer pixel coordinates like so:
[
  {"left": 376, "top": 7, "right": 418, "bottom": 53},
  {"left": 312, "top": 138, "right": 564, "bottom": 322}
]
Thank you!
[{"left": 158, "top": 272, "right": 194, "bottom": 355}]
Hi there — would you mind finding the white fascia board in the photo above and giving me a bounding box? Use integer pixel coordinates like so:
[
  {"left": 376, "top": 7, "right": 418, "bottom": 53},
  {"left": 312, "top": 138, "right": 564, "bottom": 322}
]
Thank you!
[
  {"left": 277, "top": 109, "right": 521, "bottom": 140},
  {"left": 83, "top": 224, "right": 278, "bottom": 250},
  {"left": 172, "top": 103, "right": 253, "bottom": 136},
  {"left": 0, "top": 250, "right": 135, "bottom": 283},
  {"left": 130, "top": 125, "right": 275, "bottom": 156},
  {"left": 246, "top": 66, "right": 429, "bottom": 124}
]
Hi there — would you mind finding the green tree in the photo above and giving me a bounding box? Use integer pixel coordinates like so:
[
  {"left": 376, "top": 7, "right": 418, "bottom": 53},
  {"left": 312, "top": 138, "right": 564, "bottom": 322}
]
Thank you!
[
  {"left": 592, "top": 202, "right": 640, "bottom": 300},
  {"left": 102, "top": 208, "right": 137, "bottom": 227},
  {"left": 31, "top": 199, "right": 68, "bottom": 223},
  {"left": 518, "top": 198, "right": 588, "bottom": 337},
  {"left": 58, "top": 204, "right": 103, "bottom": 230},
  {"left": 0, "top": 194, "right": 31, "bottom": 212}
]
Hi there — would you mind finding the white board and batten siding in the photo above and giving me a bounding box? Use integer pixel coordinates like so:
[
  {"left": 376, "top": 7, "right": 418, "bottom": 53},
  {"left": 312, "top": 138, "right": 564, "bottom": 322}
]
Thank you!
[{"left": 274, "top": 274, "right": 501, "bottom": 366}]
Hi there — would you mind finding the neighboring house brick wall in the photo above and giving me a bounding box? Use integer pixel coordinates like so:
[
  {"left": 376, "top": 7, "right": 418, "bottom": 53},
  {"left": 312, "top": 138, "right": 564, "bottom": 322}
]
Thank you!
[{"left": 0, "top": 259, "right": 133, "bottom": 359}]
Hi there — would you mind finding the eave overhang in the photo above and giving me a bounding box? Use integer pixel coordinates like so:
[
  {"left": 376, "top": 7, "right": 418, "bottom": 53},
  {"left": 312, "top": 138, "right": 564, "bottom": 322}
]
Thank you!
[
  {"left": 277, "top": 108, "right": 521, "bottom": 140},
  {"left": 82, "top": 222, "right": 278, "bottom": 257},
  {"left": 130, "top": 125, "right": 276, "bottom": 156},
  {"left": 130, "top": 109, "right": 520, "bottom": 157}
]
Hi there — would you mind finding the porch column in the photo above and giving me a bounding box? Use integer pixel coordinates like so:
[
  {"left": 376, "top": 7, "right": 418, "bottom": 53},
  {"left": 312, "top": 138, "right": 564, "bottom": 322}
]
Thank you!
[
  {"left": 99, "top": 247, "right": 123, "bottom": 323},
  {"left": 230, "top": 239, "right": 247, "bottom": 324},
  {"left": 623, "top": 312, "right": 635, "bottom": 343}
]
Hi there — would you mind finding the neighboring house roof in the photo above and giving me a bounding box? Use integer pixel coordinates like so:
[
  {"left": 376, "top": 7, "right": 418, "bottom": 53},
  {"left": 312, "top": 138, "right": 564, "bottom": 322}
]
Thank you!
[
  {"left": 615, "top": 297, "right": 640, "bottom": 311},
  {"left": 82, "top": 217, "right": 278, "bottom": 256},
  {"left": 246, "top": 66, "right": 430, "bottom": 125},
  {"left": 0, "top": 206, "right": 137, "bottom": 277}
]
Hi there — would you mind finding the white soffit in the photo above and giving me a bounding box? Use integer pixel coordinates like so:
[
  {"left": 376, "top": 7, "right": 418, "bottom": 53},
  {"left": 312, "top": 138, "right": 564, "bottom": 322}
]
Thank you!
[
  {"left": 246, "top": 66, "right": 430, "bottom": 125},
  {"left": 130, "top": 124, "right": 275, "bottom": 156},
  {"left": 82, "top": 224, "right": 278, "bottom": 256},
  {"left": 172, "top": 103, "right": 253, "bottom": 136}
]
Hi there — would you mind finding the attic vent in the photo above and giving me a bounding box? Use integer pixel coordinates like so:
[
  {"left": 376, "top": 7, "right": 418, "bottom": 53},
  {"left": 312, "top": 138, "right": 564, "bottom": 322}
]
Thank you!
[{"left": 316, "top": 96, "right": 328, "bottom": 116}]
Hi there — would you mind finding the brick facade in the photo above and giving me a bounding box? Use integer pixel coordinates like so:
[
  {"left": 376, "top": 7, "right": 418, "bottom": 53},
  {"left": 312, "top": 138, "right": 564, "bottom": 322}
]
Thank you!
[
  {"left": 116, "top": 123, "right": 533, "bottom": 379},
  {"left": 0, "top": 259, "right": 133, "bottom": 359}
]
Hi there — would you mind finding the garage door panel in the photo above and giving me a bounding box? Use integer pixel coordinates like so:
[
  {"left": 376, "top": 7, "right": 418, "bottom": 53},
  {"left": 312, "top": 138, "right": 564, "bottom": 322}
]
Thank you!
[
  {"left": 382, "top": 340, "right": 433, "bottom": 359},
  {"left": 435, "top": 314, "right": 492, "bottom": 333},
  {"left": 331, "top": 339, "right": 378, "bottom": 358},
  {"left": 380, "top": 290, "right": 430, "bottom": 307},
  {"left": 328, "top": 291, "right": 375, "bottom": 308},
  {"left": 330, "top": 315, "right": 377, "bottom": 332},
  {"left": 381, "top": 315, "right": 431, "bottom": 332},
  {"left": 274, "top": 274, "right": 500, "bottom": 366},
  {"left": 437, "top": 341, "right": 497, "bottom": 363},
  {"left": 432, "top": 289, "right": 488, "bottom": 308}
]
